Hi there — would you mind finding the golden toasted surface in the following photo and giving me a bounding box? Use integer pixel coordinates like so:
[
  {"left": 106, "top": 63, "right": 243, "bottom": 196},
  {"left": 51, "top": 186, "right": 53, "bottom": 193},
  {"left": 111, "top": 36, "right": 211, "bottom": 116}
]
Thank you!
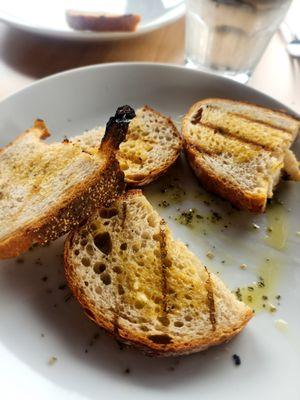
[
  {"left": 0, "top": 106, "right": 134, "bottom": 259},
  {"left": 199, "top": 105, "right": 293, "bottom": 150},
  {"left": 187, "top": 123, "right": 263, "bottom": 163},
  {"left": 0, "top": 123, "right": 104, "bottom": 241},
  {"left": 64, "top": 190, "right": 252, "bottom": 356},
  {"left": 182, "top": 98, "right": 300, "bottom": 212},
  {"left": 71, "top": 106, "right": 182, "bottom": 186}
]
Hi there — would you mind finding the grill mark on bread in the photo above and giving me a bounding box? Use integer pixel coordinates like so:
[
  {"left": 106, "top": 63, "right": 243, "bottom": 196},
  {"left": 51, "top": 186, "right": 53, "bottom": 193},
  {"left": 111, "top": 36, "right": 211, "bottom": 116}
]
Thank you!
[
  {"left": 205, "top": 105, "right": 293, "bottom": 134},
  {"left": 186, "top": 143, "right": 215, "bottom": 157},
  {"left": 191, "top": 108, "right": 203, "bottom": 124},
  {"left": 198, "top": 122, "right": 273, "bottom": 150},
  {"left": 187, "top": 140, "right": 264, "bottom": 160},
  {"left": 204, "top": 267, "right": 216, "bottom": 331},
  {"left": 158, "top": 220, "right": 169, "bottom": 316},
  {"left": 64, "top": 190, "right": 253, "bottom": 355},
  {"left": 114, "top": 201, "right": 128, "bottom": 339}
]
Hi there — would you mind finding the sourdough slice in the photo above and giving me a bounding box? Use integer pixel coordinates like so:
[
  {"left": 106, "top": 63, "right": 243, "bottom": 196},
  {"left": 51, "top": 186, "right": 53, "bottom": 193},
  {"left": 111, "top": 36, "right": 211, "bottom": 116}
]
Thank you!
[
  {"left": 66, "top": 10, "right": 141, "bottom": 32},
  {"left": 70, "top": 106, "right": 182, "bottom": 186},
  {"left": 0, "top": 106, "right": 135, "bottom": 259},
  {"left": 182, "top": 98, "right": 300, "bottom": 212},
  {"left": 64, "top": 190, "right": 253, "bottom": 356}
]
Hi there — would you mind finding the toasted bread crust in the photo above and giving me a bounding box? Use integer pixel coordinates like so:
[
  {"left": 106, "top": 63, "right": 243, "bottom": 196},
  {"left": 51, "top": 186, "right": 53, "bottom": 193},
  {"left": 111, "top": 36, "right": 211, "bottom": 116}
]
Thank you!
[
  {"left": 66, "top": 10, "right": 141, "bottom": 32},
  {"left": 126, "top": 165, "right": 173, "bottom": 186},
  {"left": 64, "top": 190, "right": 253, "bottom": 356}
]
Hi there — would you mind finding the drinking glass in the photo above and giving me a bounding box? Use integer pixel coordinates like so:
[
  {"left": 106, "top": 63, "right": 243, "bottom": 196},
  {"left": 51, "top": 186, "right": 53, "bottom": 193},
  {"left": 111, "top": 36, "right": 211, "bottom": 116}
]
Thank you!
[{"left": 185, "top": 0, "right": 292, "bottom": 83}]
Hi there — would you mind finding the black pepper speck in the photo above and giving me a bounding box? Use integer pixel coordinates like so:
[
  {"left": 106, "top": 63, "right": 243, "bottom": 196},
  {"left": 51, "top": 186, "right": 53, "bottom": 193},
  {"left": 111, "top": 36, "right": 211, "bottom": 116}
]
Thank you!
[{"left": 232, "top": 354, "right": 241, "bottom": 366}]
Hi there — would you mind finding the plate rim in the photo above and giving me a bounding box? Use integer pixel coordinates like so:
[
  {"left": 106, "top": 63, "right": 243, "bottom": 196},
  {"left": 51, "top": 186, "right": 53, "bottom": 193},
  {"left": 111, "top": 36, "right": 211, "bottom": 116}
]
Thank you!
[
  {"left": 0, "top": 61, "right": 298, "bottom": 119},
  {"left": 0, "top": 61, "right": 299, "bottom": 400},
  {"left": 0, "top": 3, "right": 186, "bottom": 41}
]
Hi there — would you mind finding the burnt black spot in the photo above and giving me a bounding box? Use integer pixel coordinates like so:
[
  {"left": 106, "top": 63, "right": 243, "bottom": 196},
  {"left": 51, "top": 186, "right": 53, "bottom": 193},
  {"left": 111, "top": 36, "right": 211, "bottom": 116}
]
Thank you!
[
  {"left": 148, "top": 334, "right": 173, "bottom": 345},
  {"left": 99, "top": 208, "right": 118, "bottom": 219},
  {"left": 93, "top": 232, "right": 112, "bottom": 255},
  {"left": 191, "top": 108, "right": 203, "bottom": 124}
]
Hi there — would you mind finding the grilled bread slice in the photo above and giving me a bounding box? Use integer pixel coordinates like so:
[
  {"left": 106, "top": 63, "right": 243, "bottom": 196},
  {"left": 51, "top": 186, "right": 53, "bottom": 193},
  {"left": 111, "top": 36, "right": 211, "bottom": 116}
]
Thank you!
[
  {"left": 71, "top": 106, "right": 182, "bottom": 186},
  {"left": 64, "top": 190, "right": 253, "bottom": 356},
  {"left": 182, "top": 98, "right": 300, "bottom": 212},
  {"left": 0, "top": 106, "right": 135, "bottom": 259},
  {"left": 66, "top": 10, "right": 141, "bottom": 32}
]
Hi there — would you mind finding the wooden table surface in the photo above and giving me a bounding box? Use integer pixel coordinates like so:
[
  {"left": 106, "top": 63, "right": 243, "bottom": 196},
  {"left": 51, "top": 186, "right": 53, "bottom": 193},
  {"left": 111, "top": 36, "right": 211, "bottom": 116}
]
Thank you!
[{"left": 0, "top": 17, "right": 299, "bottom": 113}]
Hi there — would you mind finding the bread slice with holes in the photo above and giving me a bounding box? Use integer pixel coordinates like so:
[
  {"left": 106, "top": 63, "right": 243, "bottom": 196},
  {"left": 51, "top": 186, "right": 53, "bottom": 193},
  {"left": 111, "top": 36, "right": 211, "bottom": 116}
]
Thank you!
[
  {"left": 182, "top": 98, "right": 300, "bottom": 212},
  {"left": 64, "top": 189, "right": 253, "bottom": 356},
  {"left": 70, "top": 106, "right": 182, "bottom": 186},
  {"left": 0, "top": 105, "right": 135, "bottom": 259}
]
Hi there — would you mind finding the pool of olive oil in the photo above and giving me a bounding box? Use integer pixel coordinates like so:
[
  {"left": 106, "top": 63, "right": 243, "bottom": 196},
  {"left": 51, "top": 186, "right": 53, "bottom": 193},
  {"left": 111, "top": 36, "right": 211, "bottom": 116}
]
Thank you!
[
  {"left": 264, "top": 203, "right": 288, "bottom": 250},
  {"left": 235, "top": 258, "right": 282, "bottom": 313}
]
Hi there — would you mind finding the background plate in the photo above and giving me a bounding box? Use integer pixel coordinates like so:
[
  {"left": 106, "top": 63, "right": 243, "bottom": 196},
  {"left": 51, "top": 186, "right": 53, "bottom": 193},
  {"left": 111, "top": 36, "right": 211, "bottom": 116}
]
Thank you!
[
  {"left": 0, "top": 0, "right": 185, "bottom": 41},
  {"left": 0, "top": 63, "right": 299, "bottom": 400}
]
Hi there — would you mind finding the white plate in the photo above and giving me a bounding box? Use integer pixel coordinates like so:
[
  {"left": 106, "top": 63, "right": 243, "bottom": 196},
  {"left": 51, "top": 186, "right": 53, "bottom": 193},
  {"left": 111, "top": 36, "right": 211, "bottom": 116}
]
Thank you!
[
  {"left": 0, "top": 0, "right": 185, "bottom": 41},
  {"left": 0, "top": 63, "right": 299, "bottom": 400}
]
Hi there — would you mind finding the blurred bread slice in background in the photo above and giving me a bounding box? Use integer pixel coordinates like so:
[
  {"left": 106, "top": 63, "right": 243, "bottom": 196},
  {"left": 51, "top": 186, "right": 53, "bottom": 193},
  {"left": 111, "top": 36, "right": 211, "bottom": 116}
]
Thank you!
[{"left": 66, "top": 10, "right": 141, "bottom": 32}]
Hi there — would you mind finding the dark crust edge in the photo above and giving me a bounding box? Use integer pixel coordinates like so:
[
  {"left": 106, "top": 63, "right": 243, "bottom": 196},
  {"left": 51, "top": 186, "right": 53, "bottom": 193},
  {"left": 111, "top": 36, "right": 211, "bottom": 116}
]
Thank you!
[{"left": 204, "top": 266, "right": 217, "bottom": 331}]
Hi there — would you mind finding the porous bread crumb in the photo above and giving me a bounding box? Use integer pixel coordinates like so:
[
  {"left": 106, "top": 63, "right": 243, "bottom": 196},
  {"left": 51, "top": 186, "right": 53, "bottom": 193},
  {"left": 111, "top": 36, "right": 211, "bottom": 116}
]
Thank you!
[
  {"left": 70, "top": 106, "right": 182, "bottom": 186},
  {"left": 0, "top": 113, "right": 128, "bottom": 259},
  {"left": 64, "top": 190, "right": 253, "bottom": 356},
  {"left": 182, "top": 98, "right": 300, "bottom": 212}
]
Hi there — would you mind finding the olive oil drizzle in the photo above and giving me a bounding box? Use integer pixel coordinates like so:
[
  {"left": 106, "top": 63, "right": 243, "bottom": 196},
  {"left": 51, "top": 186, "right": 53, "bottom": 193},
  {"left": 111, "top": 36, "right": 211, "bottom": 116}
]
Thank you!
[
  {"left": 264, "top": 202, "right": 288, "bottom": 250},
  {"left": 235, "top": 258, "right": 282, "bottom": 313}
]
